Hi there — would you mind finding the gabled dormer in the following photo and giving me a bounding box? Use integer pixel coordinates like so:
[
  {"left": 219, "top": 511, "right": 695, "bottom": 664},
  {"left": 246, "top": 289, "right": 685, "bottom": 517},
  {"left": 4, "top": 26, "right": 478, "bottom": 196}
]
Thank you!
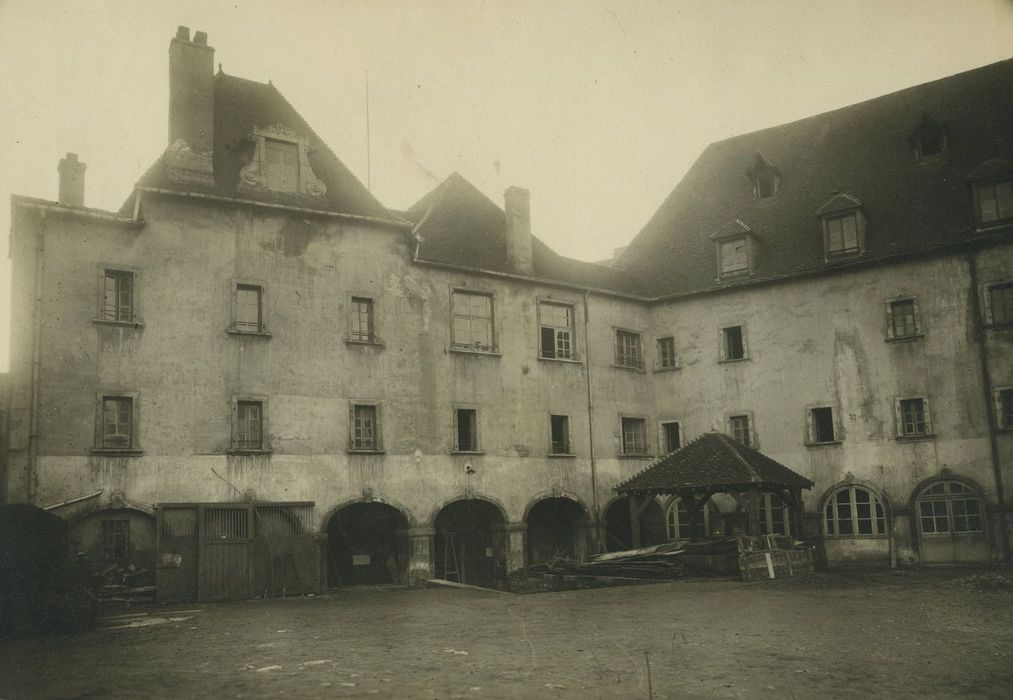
[
  {"left": 710, "top": 219, "right": 756, "bottom": 279},
  {"left": 744, "top": 153, "right": 780, "bottom": 200},
  {"left": 908, "top": 115, "right": 948, "bottom": 159},
  {"left": 817, "top": 192, "right": 866, "bottom": 261}
]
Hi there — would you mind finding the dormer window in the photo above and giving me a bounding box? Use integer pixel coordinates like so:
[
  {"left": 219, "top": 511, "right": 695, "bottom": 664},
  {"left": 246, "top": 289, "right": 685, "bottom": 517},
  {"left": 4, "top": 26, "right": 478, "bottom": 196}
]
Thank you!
[
  {"left": 710, "top": 219, "right": 755, "bottom": 279},
  {"left": 745, "top": 153, "right": 780, "bottom": 200},
  {"left": 265, "top": 139, "right": 299, "bottom": 191},
  {"left": 908, "top": 115, "right": 948, "bottom": 159},
  {"left": 976, "top": 179, "right": 1013, "bottom": 226},
  {"left": 238, "top": 125, "right": 327, "bottom": 199},
  {"left": 818, "top": 192, "right": 866, "bottom": 260}
]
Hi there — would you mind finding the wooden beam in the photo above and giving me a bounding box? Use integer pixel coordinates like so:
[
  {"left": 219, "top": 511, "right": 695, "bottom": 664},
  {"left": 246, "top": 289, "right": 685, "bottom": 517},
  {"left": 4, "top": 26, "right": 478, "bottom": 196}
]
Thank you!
[{"left": 628, "top": 494, "right": 642, "bottom": 548}]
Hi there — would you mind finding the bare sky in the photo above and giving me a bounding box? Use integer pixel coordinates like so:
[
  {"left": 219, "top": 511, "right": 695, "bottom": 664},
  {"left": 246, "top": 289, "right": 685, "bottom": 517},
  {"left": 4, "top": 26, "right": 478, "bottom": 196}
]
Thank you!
[{"left": 2, "top": 0, "right": 1013, "bottom": 371}]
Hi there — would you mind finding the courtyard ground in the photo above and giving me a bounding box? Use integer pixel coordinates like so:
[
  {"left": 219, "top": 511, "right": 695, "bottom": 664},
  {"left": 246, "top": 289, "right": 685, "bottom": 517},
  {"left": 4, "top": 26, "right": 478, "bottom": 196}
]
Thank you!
[{"left": 2, "top": 567, "right": 1012, "bottom": 699}]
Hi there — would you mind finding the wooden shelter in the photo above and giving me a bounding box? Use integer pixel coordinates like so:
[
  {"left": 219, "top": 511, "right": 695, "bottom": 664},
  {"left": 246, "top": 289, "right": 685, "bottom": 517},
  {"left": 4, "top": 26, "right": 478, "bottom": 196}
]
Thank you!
[{"left": 614, "top": 433, "right": 814, "bottom": 547}]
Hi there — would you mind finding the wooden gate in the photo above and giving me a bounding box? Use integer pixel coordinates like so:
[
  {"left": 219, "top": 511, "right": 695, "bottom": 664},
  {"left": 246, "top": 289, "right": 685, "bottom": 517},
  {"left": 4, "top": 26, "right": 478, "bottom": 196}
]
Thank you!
[{"left": 200, "top": 505, "right": 253, "bottom": 601}]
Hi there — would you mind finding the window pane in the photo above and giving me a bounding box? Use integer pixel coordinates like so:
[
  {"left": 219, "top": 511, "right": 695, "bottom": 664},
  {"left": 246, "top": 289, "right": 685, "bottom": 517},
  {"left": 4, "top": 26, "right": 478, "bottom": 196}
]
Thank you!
[
  {"left": 103, "top": 270, "right": 133, "bottom": 322},
  {"left": 237, "top": 401, "right": 263, "bottom": 450},
  {"left": 616, "top": 331, "right": 643, "bottom": 368},
  {"left": 350, "top": 298, "right": 374, "bottom": 341},
  {"left": 622, "top": 418, "right": 647, "bottom": 454},
  {"left": 812, "top": 407, "right": 835, "bottom": 442},
  {"left": 723, "top": 326, "right": 744, "bottom": 360},
  {"left": 900, "top": 398, "right": 926, "bottom": 435},
  {"left": 663, "top": 422, "right": 680, "bottom": 452},
  {"left": 890, "top": 300, "right": 917, "bottom": 338},
  {"left": 550, "top": 415, "right": 569, "bottom": 454},
  {"left": 990, "top": 284, "right": 1013, "bottom": 325},
  {"left": 102, "top": 397, "right": 132, "bottom": 448},
  {"left": 453, "top": 293, "right": 494, "bottom": 349},
  {"left": 236, "top": 286, "right": 262, "bottom": 331},
  {"left": 658, "top": 337, "right": 676, "bottom": 368},
  {"left": 352, "top": 405, "right": 377, "bottom": 450},
  {"left": 729, "top": 415, "right": 750, "bottom": 446}
]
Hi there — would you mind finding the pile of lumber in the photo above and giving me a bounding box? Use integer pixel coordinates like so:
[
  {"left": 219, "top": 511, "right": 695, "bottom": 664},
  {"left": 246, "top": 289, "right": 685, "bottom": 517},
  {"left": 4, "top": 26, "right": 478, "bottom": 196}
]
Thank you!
[{"left": 528, "top": 537, "right": 741, "bottom": 579}]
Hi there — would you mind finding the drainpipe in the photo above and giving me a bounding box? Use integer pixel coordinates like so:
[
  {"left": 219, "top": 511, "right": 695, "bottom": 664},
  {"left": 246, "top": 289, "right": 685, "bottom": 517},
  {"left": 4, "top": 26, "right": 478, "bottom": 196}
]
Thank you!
[
  {"left": 27, "top": 210, "right": 47, "bottom": 504},
  {"left": 967, "top": 253, "right": 1009, "bottom": 560},
  {"left": 583, "top": 290, "right": 600, "bottom": 550}
]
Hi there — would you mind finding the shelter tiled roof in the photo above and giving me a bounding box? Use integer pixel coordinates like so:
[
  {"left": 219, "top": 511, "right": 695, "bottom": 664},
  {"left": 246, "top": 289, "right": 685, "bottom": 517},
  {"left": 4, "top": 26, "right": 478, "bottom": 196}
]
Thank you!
[
  {"left": 132, "top": 72, "right": 390, "bottom": 220},
  {"left": 614, "top": 433, "right": 814, "bottom": 494},
  {"left": 407, "top": 173, "right": 649, "bottom": 295},
  {"left": 615, "top": 58, "right": 1013, "bottom": 297}
]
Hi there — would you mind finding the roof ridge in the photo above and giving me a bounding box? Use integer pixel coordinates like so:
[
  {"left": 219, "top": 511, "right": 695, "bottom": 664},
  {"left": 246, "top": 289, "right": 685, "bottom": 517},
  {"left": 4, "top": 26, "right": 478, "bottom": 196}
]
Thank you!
[{"left": 718, "top": 433, "right": 762, "bottom": 483}]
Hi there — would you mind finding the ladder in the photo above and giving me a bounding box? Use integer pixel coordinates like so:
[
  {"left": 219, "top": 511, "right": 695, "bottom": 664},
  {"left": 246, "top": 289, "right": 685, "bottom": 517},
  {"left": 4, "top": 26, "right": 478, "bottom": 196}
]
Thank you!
[{"left": 441, "top": 532, "right": 460, "bottom": 581}]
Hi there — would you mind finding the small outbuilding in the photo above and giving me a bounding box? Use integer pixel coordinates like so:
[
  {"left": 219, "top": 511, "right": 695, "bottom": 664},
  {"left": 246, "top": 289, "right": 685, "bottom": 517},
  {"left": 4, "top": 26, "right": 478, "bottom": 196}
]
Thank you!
[{"left": 614, "top": 433, "right": 814, "bottom": 548}]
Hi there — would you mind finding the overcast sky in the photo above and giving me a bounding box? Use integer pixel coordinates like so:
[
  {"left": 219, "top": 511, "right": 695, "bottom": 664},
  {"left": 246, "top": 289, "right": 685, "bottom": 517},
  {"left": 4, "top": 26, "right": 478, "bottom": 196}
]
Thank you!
[{"left": 2, "top": 0, "right": 1013, "bottom": 370}]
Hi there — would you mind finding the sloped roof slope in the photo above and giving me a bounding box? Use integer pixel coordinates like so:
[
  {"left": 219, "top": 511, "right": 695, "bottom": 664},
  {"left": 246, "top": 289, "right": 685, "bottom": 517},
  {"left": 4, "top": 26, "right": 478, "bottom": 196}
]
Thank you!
[
  {"left": 615, "top": 433, "right": 814, "bottom": 494},
  {"left": 615, "top": 58, "right": 1013, "bottom": 297},
  {"left": 408, "top": 173, "right": 648, "bottom": 295},
  {"left": 135, "top": 72, "right": 390, "bottom": 219}
]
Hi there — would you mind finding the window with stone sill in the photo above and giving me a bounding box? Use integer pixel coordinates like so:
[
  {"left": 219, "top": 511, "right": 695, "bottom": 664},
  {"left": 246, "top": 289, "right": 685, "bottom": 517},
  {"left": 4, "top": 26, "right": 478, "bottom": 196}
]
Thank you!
[
  {"left": 101, "top": 268, "right": 135, "bottom": 323},
  {"left": 231, "top": 397, "right": 268, "bottom": 452},
  {"left": 549, "top": 414, "right": 571, "bottom": 455},
  {"left": 614, "top": 329, "right": 644, "bottom": 370},
  {"left": 539, "top": 301, "right": 575, "bottom": 360},
  {"left": 349, "top": 297, "right": 378, "bottom": 344},
  {"left": 887, "top": 297, "right": 922, "bottom": 340},
  {"left": 656, "top": 336, "right": 678, "bottom": 370},
  {"left": 349, "top": 403, "right": 382, "bottom": 451},
  {"left": 807, "top": 406, "right": 837, "bottom": 444},
  {"left": 452, "top": 290, "right": 495, "bottom": 352},
  {"left": 727, "top": 413, "right": 754, "bottom": 447},
  {"left": 454, "top": 407, "right": 480, "bottom": 452},
  {"left": 620, "top": 417, "right": 648, "bottom": 456},
  {"left": 824, "top": 486, "right": 888, "bottom": 537},
  {"left": 984, "top": 282, "right": 1013, "bottom": 326},
  {"left": 895, "top": 397, "right": 932, "bottom": 438},
  {"left": 995, "top": 387, "right": 1013, "bottom": 430},
  {"left": 231, "top": 282, "right": 267, "bottom": 335},
  {"left": 720, "top": 325, "right": 747, "bottom": 362},
  {"left": 94, "top": 391, "right": 140, "bottom": 454}
]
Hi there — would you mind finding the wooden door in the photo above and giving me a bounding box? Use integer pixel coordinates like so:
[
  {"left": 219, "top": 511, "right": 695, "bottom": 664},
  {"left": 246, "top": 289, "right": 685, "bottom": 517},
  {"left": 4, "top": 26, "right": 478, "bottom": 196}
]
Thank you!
[{"left": 199, "top": 506, "right": 253, "bottom": 601}]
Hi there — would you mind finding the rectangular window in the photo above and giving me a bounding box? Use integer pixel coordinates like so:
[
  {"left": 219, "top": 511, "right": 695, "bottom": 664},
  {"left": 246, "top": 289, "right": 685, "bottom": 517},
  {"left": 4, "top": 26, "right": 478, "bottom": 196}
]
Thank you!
[
  {"left": 721, "top": 325, "right": 746, "bottom": 361},
  {"left": 234, "top": 283, "right": 265, "bottom": 333},
  {"left": 349, "top": 297, "right": 375, "bottom": 343},
  {"left": 996, "top": 388, "right": 1013, "bottom": 430},
  {"left": 549, "top": 414, "right": 570, "bottom": 454},
  {"left": 809, "top": 407, "right": 836, "bottom": 444},
  {"left": 986, "top": 282, "right": 1013, "bottom": 326},
  {"left": 728, "top": 414, "right": 752, "bottom": 447},
  {"left": 719, "top": 237, "right": 748, "bottom": 275},
  {"left": 234, "top": 400, "right": 264, "bottom": 451},
  {"left": 452, "top": 291, "right": 494, "bottom": 351},
  {"left": 455, "top": 408, "right": 479, "bottom": 452},
  {"left": 657, "top": 337, "right": 677, "bottom": 369},
  {"left": 887, "top": 298, "right": 920, "bottom": 339},
  {"left": 101, "top": 520, "right": 129, "bottom": 560},
  {"left": 101, "top": 396, "right": 132, "bottom": 449},
  {"left": 265, "top": 139, "right": 299, "bottom": 192},
  {"left": 826, "top": 213, "right": 859, "bottom": 255},
  {"left": 897, "top": 398, "right": 930, "bottom": 437},
  {"left": 615, "top": 329, "right": 644, "bottom": 369},
  {"left": 661, "top": 421, "right": 681, "bottom": 453},
  {"left": 350, "top": 404, "right": 380, "bottom": 451},
  {"left": 977, "top": 180, "right": 1013, "bottom": 224},
  {"left": 539, "top": 302, "right": 574, "bottom": 360},
  {"left": 102, "top": 269, "right": 134, "bottom": 322},
  {"left": 621, "top": 417, "right": 648, "bottom": 455}
]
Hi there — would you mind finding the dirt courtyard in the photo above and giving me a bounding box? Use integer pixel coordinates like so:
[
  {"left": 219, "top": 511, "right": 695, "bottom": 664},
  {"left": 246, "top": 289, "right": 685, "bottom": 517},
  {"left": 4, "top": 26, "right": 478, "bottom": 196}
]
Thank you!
[{"left": 2, "top": 567, "right": 1012, "bottom": 699}]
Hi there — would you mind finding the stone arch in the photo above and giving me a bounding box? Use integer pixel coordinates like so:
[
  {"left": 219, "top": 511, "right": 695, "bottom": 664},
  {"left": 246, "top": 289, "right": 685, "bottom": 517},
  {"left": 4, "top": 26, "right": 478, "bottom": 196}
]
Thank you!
[
  {"left": 908, "top": 472, "right": 991, "bottom": 511},
  {"left": 431, "top": 496, "right": 508, "bottom": 588},
  {"left": 521, "top": 490, "right": 591, "bottom": 524},
  {"left": 601, "top": 494, "right": 666, "bottom": 551},
  {"left": 817, "top": 477, "right": 893, "bottom": 518},
  {"left": 320, "top": 494, "right": 417, "bottom": 533},
  {"left": 67, "top": 505, "right": 157, "bottom": 576},
  {"left": 910, "top": 473, "right": 992, "bottom": 564},
  {"left": 523, "top": 493, "right": 593, "bottom": 565},
  {"left": 427, "top": 493, "right": 509, "bottom": 528},
  {"left": 323, "top": 497, "right": 416, "bottom": 587}
]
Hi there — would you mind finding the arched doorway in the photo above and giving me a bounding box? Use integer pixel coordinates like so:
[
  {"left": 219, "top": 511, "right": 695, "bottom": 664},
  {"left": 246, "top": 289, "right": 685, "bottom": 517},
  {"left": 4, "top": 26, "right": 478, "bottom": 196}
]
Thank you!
[
  {"left": 915, "top": 479, "right": 990, "bottom": 563},
  {"left": 326, "top": 502, "right": 410, "bottom": 586},
  {"left": 433, "top": 499, "right": 505, "bottom": 587},
  {"left": 69, "top": 507, "right": 156, "bottom": 579},
  {"left": 603, "top": 498, "right": 666, "bottom": 551},
  {"left": 525, "top": 497, "right": 588, "bottom": 564}
]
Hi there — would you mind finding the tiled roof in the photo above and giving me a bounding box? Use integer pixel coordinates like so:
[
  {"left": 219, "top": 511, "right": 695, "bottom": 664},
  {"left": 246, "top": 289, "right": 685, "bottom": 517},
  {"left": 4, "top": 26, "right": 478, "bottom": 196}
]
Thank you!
[
  {"left": 132, "top": 72, "right": 390, "bottom": 220},
  {"left": 614, "top": 433, "right": 814, "bottom": 494},
  {"left": 615, "top": 58, "right": 1013, "bottom": 297},
  {"left": 408, "top": 173, "right": 649, "bottom": 295}
]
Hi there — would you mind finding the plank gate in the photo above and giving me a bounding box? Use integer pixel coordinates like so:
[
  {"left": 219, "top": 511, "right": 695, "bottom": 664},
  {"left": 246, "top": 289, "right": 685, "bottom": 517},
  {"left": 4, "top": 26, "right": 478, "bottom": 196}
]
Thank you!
[{"left": 156, "top": 502, "right": 323, "bottom": 603}]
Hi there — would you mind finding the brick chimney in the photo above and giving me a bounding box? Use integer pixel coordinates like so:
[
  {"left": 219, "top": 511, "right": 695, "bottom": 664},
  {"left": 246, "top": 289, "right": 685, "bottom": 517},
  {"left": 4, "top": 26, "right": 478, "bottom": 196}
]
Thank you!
[
  {"left": 167, "top": 26, "right": 215, "bottom": 186},
  {"left": 58, "top": 153, "right": 86, "bottom": 207},
  {"left": 504, "top": 186, "right": 534, "bottom": 275}
]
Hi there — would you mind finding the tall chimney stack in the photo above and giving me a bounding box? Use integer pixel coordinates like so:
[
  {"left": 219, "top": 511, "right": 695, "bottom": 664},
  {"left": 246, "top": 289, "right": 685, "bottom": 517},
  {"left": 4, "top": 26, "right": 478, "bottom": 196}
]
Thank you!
[
  {"left": 166, "top": 26, "right": 215, "bottom": 186},
  {"left": 504, "top": 186, "right": 534, "bottom": 275},
  {"left": 58, "top": 153, "right": 86, "bottom": 207}
]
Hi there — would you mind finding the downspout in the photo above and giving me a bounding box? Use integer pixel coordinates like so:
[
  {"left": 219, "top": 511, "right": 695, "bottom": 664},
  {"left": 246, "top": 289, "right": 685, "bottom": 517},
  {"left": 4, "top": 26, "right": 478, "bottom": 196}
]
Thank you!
[
  {"left": 27, "top": 210, "right": 46, "bottom": 504},
  {"left": 967, "top": 253, "right": 1009, "bottom": 560},
  {"left": 583, "top": 290, "right": 600, "bottom": 550}
]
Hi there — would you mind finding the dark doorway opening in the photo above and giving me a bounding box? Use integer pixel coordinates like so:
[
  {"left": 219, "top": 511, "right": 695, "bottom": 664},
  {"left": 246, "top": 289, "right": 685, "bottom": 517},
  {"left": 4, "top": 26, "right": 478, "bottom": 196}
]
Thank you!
[
  {"left": 433, "top": 499, "right": 505, "bottom": 588},
  {"left": 526, "top": 498, "right": 588, "bottom": 564},
  {"left": 327, "top": 503, "right": 409, "bottom": 587},
  {"left": 603, "top": 498, "right": 666, "bottom": 551}
]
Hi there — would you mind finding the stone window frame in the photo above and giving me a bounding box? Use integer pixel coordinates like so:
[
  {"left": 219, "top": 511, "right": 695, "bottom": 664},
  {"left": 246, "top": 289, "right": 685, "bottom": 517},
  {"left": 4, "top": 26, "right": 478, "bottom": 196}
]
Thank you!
[
  {"left": 885, "top": 295, "right": 924, "bottom": 341},
  {"left": 973, "top": 178, "right": 1013, "bottom": 229},
  {"left": 547, "top": 413, "right": 574, "bottom": 457},
  {"left": 229, "top": 394, "right": 271, "bottom": 455},
  {"left": 822, "top": 484, "right": 889, "bottom": 538},
  {"left": 982, "top": 280, "right": 1013, "bottom": 327},
  {"left": 821, "top": 210, "right": 867, "bottom": 260},
  {"left": 346, "top": 293, "right": 384, "bottom": 346},
  {"left": 237, "top": 124, "right": 327, "bottom": 199},
  {"left": 894, "top": 396, "right": 934, "bottom": 440},
  {"left": 655, "top": 335, "right": 679, "bottom": 371},
  {"left": 537, "top": 297, "right": 580, "bottom": 363},
  {"left": 619, "top": 414, "right": 652, "bottom": 458},
  {"left": 726, "top": 411, "right": 757, "bottom": 448},
  {"left": 915, "top": 479, "right": 986, "bottom": 536},
  {"left": 452, "top": 404, "right": 483, "bottom": 454},
  {"left": 613, "top": 327, "right": 645, "bottom": 371},
  {"left": 94, "top": 264, "right": 143, "bottom": 328},
  {"left": 805, "top": 405, "right": 842, "bottom": 447},
  {"left": 658, "top": 418, "right": 683, "bottom": 454},
  {"left": 994, "top": 386, "right": 1013, "bottom": 431},
  {"left": 449, "top": 286, "right": 499, "bottom": 355},
  {"left": 718, "top": 323, "right": 749, "bottom": 363},
  {"left": 228, "top": 278, "right": 271, "bottom": 337},
  {"left": 92, "top": 390, "right": 142, "bottom": 456},
  {"left": 348, "top": 400, "right": 384, "bottom": 454}
]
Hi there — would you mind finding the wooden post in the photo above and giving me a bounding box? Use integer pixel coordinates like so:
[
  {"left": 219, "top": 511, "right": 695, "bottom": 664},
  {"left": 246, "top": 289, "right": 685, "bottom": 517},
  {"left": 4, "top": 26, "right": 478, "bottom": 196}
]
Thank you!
[
  {"left": 746, "top": 488, "right": 761, "bottom": 536},
  {"left": 628, "top": 494, "right": 642, "bottom": 548}
]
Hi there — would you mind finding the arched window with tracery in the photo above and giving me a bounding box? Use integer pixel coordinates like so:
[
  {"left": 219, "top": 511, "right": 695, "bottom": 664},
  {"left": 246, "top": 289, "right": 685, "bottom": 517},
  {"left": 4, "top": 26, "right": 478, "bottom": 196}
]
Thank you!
[{"left": 824, "top": 485, "right": 887, "bottom": 536}]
